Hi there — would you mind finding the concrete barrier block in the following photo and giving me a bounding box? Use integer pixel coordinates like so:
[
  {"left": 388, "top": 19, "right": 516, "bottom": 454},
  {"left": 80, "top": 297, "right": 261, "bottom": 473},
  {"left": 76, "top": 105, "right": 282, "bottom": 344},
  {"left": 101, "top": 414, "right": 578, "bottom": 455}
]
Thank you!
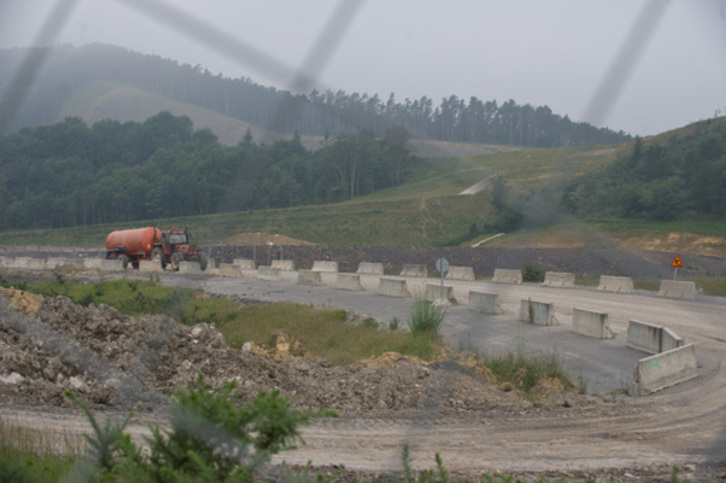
[
  {"left": 399, "top": 264, "right": 427, "bottom": 278},
  {"left": 179, "top": 261, "right": 202, "bottom": 273},
  {"left": 46, "top": 257, "right": 83, "bottom": 270},
  {"left": 357, "top": 262, "right": 384, "bottom": 275},
  {"left": 83, "top": 258, "right": 102, "bottom": 270},
  {"left": 336, "top": 273, "right": 363, "bottom": 291},
  {"left": 543, "top": 271, "right": 575, "bottom": 288},
  {"left": 425, "top": 283, "right": 456, "bottom": 303},
  {"left": 597, "top": 275, "right": 634, "bottom": 293},
  {"left": 658, "top": 280, "right": 697, "bottom": 299},
  {"left": 12, "top": 257, "right": 46, "bottom": 270},
  {"left": 217, "top": 263, "right": 242, "bottom": 277},
  {"left": 492, "top": 269, "right": 522, "bottom": 284},
  {"left": 312, "top": 261, "right": 338, "bottom": 272},
  {"left": 298, "top": 270, "right": 323, "bottom": 286},
  {"left": 379, "top": 278, "right": 409, "bottom": 297},
  {"left": 258, "top": 266, "right": 281, "bottom": 281},
  {"left": 627, "top": 320, "right": 662, "bottom": 354},
  {"left": 573, "top": 307, "right": 614, "bottom": 339},
  {"left": 445, "top": 266, "right": 475, "bottom": 281},
  {"left": 661, "top": 327, "right": 684, "bottom": 352},
  {"left": 139, "top": 261, "right": 162, "bottom": 272},
  {"left": 271, "top": 260, "right": 295, "bottom": 271},
  {"left": 99, "top": 259, "right": 123, "bottom": 271},
  {"left": 0, "top": 256, "right": 6, "bottom": 267},
  {"left": 233, "top": 258, "right": 256, "bottom": 270},
  {"left": 519, "top": 299, "right": 558, "bottom": 326},
  {"left": 468, "top": 291, "right": 504, "bottom": 315},
  {"left": 632, "top": 344, "right": 698, "bottom": 396}
]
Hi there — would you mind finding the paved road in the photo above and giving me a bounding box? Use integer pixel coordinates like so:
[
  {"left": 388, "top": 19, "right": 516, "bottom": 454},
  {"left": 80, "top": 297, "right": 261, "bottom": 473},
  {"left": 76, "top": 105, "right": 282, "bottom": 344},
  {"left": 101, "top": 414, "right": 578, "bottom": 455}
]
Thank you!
[{"left": 182, "top": 270, "right": 726, "bottom": 395}]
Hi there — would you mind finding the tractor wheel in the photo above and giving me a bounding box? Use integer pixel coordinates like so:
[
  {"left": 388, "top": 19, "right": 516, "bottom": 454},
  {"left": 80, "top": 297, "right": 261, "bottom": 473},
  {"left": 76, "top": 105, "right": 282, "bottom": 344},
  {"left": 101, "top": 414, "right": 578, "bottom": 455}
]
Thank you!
[
  {"left": 171, "top": 252, "right": 184, "bottom": 271},
  {"left": 119, "top": 254, "right": 130, "bottom": 270},
  {"left": 151, "top": 247, "right": 167, "bottom": 270}
]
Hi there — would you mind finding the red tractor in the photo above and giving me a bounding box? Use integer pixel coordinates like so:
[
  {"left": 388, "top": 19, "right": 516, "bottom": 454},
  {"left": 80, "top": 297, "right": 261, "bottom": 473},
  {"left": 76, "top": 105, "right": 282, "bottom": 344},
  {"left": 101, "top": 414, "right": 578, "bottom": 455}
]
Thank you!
[{"left": 105, "top": 226, "right": 208, "bottom": 271}]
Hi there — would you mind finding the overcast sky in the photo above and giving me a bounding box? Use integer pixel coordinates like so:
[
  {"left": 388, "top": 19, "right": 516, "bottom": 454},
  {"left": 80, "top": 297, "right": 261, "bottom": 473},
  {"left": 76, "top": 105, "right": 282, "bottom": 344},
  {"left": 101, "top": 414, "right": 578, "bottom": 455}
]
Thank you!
[{"left": 2, "top": 0, "right": 725, "bottom": 137}]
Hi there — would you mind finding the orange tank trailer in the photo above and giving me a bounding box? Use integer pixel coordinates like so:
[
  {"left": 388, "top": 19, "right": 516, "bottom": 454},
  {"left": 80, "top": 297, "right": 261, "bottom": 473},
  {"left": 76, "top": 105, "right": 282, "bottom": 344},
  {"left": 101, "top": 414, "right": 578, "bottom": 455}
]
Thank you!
[{"left": 105, "top": 227, "right": 162, "bottom": 256}]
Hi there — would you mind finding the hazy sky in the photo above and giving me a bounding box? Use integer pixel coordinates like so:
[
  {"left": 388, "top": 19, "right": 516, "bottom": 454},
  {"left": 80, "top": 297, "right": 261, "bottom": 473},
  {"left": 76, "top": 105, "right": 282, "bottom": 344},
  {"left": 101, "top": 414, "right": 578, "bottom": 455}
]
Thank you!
[{"left": 2, "top": 0, "right": 725, "bottom": 136}]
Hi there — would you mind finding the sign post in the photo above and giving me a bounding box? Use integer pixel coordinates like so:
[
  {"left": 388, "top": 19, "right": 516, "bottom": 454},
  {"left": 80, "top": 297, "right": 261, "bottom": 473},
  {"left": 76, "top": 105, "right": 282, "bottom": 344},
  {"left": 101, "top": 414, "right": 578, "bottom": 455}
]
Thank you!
[
  {"left": 671, "top": 254, "right": 682, "bottom": 281},
  {"left": 435, "top": 257, "right": 449, "bottom": 299}
]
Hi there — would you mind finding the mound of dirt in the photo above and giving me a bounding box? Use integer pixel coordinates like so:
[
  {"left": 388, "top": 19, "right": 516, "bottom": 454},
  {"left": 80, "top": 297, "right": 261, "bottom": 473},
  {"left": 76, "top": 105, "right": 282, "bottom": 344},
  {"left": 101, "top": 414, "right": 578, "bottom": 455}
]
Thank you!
[
  {"left": 0, "top": 290, "right": 547, "bottom": 417},
  {"left": 221, "top": 232, "right": 316, "bottom": 246}
]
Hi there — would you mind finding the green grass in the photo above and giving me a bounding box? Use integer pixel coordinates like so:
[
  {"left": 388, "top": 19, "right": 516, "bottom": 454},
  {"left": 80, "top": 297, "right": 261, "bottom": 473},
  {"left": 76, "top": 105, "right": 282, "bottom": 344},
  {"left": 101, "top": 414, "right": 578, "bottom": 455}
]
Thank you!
[
  {"left": 690, "top": 278, "right": 726, "bottom": 297},
  {"left": 28, "top": 278, "right": 197, "bottom": 318},
  {"left": 0, "top": 418, "right": 82, "bottom": 482},
  {"left": 217, "top": 302, "right": 440, "bottom": 365}
]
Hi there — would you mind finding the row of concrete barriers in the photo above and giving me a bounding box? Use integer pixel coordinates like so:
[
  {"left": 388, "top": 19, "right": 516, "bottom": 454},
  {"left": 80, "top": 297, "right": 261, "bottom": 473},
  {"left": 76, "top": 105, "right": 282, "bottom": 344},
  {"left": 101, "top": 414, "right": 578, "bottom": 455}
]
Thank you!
[{"left": 0, "top": 256, "right": 700, "bottom": 300}]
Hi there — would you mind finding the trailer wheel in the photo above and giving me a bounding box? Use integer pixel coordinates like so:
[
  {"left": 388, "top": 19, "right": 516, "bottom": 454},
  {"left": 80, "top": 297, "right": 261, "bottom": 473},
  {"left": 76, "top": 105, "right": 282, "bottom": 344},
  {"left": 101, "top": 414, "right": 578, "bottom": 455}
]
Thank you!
[
  {"left": 198, "top": 252, "right": 208, "bottom": 271},
  {"left": 152, "top": 247, "right": 167, "bottom": 270},
  {"left": 119, "top": 254, "right": 130, "bottom": 269}
]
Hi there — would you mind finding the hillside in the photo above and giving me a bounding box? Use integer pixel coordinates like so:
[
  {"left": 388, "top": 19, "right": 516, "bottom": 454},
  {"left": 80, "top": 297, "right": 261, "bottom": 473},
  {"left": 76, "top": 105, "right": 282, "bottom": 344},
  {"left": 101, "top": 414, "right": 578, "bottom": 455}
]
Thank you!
[
  {"left": 60, "top": 81, "right": 522, "bottom": 158},
  {"left": 0, "top": 44, "right": 631, "bottom": 147},
  {"left": 60, "top": 81, "right": 283, "bottom": 147},
  {"left": 1, "top": 116, "right": 725, "bottom": 257}
]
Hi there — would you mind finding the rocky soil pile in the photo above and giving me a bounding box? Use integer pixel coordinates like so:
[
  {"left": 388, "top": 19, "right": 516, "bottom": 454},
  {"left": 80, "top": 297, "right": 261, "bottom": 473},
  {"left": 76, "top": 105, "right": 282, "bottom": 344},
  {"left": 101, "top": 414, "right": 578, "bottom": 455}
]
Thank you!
[{"left": 0, "top": 287, "right": 571, "bottom": 417}]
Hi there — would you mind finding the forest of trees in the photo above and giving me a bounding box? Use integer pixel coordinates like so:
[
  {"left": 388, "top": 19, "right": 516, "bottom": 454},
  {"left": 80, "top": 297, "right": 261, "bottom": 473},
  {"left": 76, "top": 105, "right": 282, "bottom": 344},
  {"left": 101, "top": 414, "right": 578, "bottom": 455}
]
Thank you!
[
  {"left": 0, "top": 44, "right": 631, "bottom": 147},
  {"left": 562, "top": 119, "right": 726, "bottom": 221},
  {"left": 0, "top": 113, "right": 416, "bottom": 230}
]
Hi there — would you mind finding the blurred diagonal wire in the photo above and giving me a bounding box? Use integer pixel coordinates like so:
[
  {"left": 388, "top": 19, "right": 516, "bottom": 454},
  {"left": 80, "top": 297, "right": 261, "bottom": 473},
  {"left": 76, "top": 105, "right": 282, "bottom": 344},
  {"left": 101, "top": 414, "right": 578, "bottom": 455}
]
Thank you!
[
  {"left": 521, "top": 0, "right": 673, "bottom": 228},
  {"left": 118, "top": 0, "right": 363, "bottom": 96},
  {"left": 0, "top": 0, "right": 80, "bottom": 134},
  {"left": 118, "top": 0, "right": 364, "bottom": 141},
  {"left": 582, "top": 0, "right": 672, "bottom": 129},
  {"left": 117, "top": 0, "right": 295, "bottom": 84},
  {"left": 289, "top": 0, "right": 365, "bottom": 94}
]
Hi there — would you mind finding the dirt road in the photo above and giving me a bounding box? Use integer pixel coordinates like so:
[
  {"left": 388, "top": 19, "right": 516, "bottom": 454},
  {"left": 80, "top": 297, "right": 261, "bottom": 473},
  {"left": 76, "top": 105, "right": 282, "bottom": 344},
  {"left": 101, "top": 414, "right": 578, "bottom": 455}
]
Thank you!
[{"left": 199, "top": 272, "right": 726, "bottom": 479}]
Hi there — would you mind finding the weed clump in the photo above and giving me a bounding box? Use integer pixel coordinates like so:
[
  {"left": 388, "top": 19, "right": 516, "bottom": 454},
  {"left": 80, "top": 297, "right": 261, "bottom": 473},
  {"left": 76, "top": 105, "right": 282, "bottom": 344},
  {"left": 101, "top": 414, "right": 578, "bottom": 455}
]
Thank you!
[
  {"left": 523, "top": 261, "right": 545, "bottom": 283},
  {"left": 484, "top": 343, "right": 572, "bottom": 397},
  {"left": 408, "top": 296, "right": 446, "bottom": 335}
]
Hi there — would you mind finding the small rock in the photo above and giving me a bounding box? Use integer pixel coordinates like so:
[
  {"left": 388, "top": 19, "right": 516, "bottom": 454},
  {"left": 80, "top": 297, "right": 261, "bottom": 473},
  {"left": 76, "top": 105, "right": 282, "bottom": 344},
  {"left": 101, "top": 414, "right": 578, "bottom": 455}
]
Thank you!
[
  {"left": 69, "top": 376, "right": 85, "bottom": 389},
  {"left": 1, "top": 372, "right": 24, "bottom": 384}
]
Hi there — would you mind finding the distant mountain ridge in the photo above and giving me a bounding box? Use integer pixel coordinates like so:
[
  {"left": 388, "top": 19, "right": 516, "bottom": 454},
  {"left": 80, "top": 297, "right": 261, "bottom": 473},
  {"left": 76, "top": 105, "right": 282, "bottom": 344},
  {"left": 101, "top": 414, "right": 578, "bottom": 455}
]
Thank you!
[{"left": 0, "top": 43, "right": 631, "bottom": 148}]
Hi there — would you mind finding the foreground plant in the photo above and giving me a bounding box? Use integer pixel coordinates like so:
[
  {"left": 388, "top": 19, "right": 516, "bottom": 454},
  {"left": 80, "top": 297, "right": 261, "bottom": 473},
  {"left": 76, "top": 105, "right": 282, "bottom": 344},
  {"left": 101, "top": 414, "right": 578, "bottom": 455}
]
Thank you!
[{"left": 66, "top": 376, "right": 336, "bottom": 482}]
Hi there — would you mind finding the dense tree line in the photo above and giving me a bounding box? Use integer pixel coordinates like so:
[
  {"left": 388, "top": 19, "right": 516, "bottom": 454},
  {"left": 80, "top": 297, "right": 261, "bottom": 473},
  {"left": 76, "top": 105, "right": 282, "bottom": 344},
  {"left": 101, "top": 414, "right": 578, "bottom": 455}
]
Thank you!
[
  {"left": 0, "top": 113, "right": 416, "bottom": 230},
  {"left": 562, "top": 119, "right": 726, "bottom": 221},
  {"left": 0, "top": 44, "right": 631, "bottom": 147}
]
